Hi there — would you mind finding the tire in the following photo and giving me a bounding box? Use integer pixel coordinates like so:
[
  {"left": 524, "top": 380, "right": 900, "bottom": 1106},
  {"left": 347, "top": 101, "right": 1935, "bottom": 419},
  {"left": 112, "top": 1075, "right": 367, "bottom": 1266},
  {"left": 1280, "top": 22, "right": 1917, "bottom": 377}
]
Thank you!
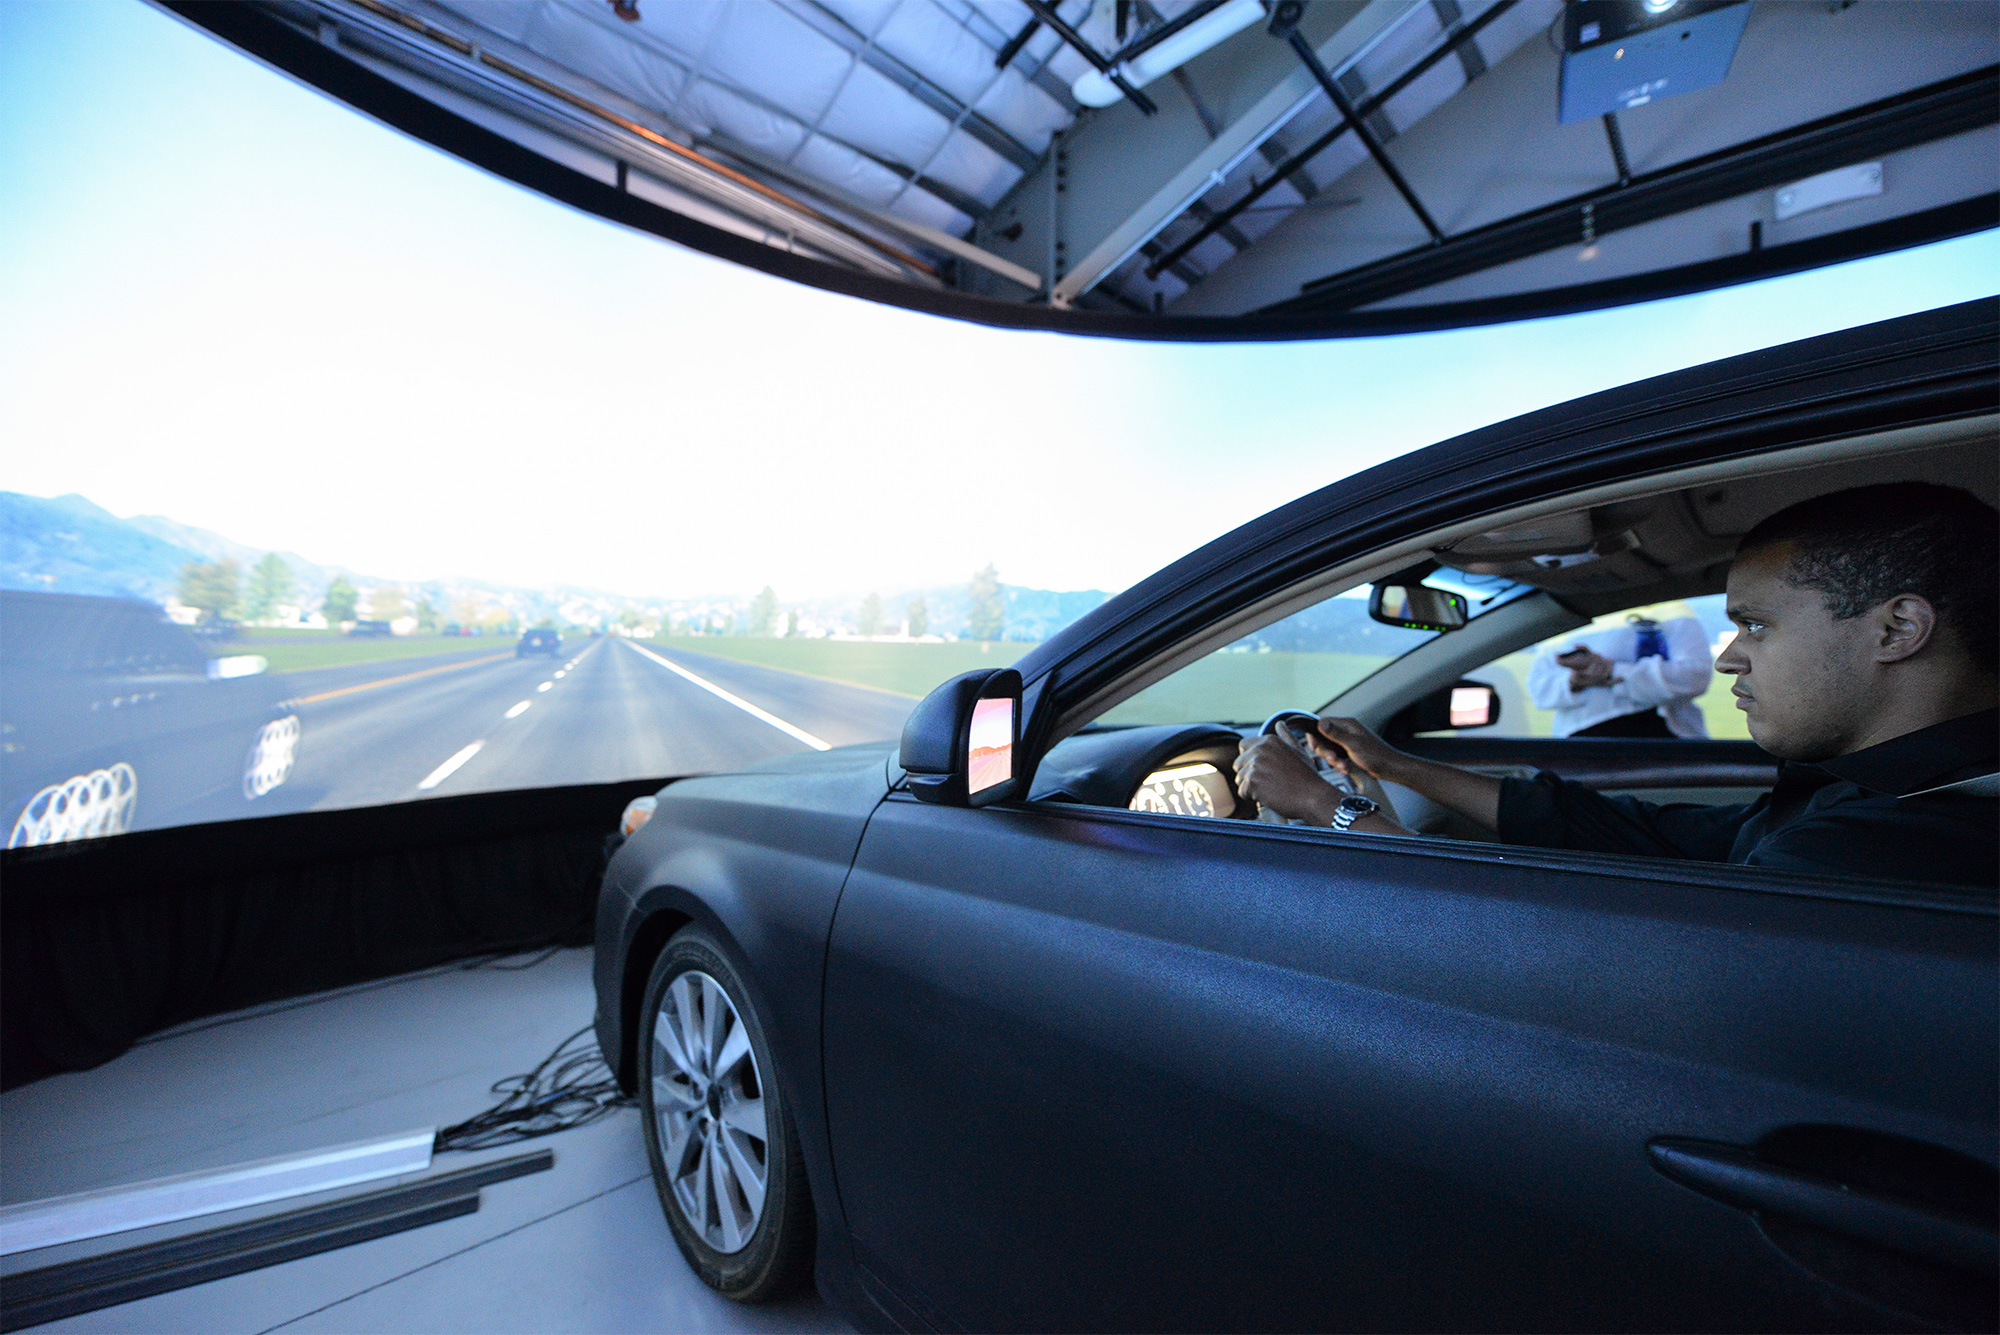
[{"left": 637, "top": 926, "right": 813, "bottom": 1301}]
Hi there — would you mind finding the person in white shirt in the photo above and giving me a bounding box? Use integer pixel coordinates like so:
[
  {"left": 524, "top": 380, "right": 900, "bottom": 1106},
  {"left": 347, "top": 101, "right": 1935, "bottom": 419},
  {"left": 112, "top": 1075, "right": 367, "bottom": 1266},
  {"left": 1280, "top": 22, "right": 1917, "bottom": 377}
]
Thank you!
[{"left": 1526, "top": 615, "right": 1713, "bottom": 738}]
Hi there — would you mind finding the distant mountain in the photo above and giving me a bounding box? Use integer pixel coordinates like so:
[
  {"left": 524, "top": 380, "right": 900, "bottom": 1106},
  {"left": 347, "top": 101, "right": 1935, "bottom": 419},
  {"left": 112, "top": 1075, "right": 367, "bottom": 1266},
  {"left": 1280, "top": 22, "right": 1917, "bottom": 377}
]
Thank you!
[
  {"left": 121, "top": 513, "right": 348, "bottom": 594},
  {"left": 0, "top": 492, "right": 202, "bottom": 601},
  {"left": 0, "top": 491, "right": 1114, "bottom": 640}
]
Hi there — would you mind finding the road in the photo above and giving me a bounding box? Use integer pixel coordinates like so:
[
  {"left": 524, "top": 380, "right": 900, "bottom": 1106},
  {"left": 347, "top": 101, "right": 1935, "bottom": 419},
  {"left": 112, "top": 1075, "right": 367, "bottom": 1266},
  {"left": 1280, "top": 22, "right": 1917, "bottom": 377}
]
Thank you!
[{"left": 258, "top": 637, "right": 916, "bottom": 819}]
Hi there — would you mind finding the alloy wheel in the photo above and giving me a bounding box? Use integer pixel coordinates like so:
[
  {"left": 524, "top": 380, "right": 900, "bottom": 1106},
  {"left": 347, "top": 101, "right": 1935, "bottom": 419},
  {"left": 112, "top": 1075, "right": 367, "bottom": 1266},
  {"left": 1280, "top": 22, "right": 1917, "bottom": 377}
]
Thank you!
[{"left": 651, "top": 970, "right": 768, "bottom": 1253}]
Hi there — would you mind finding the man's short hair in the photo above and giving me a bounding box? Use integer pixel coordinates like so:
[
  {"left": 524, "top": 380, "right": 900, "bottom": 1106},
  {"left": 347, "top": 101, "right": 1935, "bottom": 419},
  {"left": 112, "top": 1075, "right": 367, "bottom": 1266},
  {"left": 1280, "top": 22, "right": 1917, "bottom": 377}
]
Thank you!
[{"left": 1739, "top": 482, "right": 1998, "bottom": 669}]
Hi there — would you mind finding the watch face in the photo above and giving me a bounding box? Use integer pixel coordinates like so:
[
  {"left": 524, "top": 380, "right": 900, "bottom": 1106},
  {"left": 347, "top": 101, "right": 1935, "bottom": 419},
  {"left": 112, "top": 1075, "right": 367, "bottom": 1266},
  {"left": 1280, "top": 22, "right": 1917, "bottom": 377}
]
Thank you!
[{"left": 1337, "top": 795, "right": 1379, "bottom": 816}]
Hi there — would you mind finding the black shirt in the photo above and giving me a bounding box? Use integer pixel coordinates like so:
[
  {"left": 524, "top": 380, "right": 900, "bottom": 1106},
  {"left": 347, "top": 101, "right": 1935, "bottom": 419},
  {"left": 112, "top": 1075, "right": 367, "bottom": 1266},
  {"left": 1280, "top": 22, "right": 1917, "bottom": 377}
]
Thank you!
[{"left": 1497, "top": 708, "right": 1999, "bottom": 889}]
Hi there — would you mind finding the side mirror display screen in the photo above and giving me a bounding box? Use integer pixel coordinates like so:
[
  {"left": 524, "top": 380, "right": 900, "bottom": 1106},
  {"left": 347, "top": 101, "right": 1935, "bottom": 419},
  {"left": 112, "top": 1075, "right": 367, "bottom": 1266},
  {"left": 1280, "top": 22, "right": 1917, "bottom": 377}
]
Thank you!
[{"left": 967, "top": 696, "right": 1014, "bottom": 795}]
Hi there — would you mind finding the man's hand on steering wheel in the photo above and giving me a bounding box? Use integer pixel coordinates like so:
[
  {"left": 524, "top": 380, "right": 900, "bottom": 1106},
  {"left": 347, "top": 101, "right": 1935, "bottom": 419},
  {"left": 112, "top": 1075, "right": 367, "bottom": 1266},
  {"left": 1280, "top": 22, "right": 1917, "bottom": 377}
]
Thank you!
[
  {"left": 1234, "top": 732, "right": 1343, "bottom": 825},
  {"left": 1302, "top": 716, "right": 1411, "bottom": 786}
]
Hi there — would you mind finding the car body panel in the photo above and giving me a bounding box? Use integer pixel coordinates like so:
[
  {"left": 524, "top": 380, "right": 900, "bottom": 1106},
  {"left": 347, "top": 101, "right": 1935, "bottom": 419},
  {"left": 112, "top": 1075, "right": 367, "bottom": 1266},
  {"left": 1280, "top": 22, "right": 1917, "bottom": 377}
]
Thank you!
[{"left": 822, "top": 793, "right": 1994, "bottom": 1332}]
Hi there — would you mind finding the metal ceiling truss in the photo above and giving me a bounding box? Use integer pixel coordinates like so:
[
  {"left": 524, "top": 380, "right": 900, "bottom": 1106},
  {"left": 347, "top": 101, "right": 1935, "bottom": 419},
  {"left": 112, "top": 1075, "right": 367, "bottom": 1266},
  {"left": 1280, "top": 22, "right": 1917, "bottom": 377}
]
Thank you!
[
  {"left": 770, "top": 0, "right": 1045, "bottom": 174},
  {"left": 1021, "top": 0, "right": 1159, "bottom": 115},
  {"left": 1144, "top": 0, "right": 1516, "bottom": 281},
  {"left": 1267, "top": 62, "right": 2000, "bottom": 317}
]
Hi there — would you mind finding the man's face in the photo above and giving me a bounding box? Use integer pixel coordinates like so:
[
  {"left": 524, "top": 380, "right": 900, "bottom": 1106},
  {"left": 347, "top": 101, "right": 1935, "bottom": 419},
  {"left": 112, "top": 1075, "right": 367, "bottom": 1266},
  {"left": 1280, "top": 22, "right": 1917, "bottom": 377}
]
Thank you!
[{"left": 1715, "top": 545, "right": 1877, "bottom": 760}]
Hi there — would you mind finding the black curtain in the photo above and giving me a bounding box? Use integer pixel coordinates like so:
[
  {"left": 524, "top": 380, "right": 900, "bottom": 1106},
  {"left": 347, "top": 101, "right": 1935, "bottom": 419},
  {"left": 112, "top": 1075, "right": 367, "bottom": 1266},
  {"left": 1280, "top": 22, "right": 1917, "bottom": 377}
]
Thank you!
[{"left": 1, "top": 778, "right": 664, "bottom": 1089}]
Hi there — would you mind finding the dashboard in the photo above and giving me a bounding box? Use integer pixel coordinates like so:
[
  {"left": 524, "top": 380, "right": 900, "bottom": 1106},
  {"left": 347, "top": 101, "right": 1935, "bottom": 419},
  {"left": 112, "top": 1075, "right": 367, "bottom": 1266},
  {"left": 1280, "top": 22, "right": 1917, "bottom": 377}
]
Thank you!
[{"left": 1129, "top": 762, "right": 1238, "bottom": 819}]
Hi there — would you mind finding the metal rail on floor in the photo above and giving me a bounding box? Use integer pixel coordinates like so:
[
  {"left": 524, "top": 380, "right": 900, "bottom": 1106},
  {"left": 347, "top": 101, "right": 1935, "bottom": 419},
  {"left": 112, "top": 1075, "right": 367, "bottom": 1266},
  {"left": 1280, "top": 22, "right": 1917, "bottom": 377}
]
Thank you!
[{"left": 0, "top": 1150, "right": 553, "bottom": 1331}]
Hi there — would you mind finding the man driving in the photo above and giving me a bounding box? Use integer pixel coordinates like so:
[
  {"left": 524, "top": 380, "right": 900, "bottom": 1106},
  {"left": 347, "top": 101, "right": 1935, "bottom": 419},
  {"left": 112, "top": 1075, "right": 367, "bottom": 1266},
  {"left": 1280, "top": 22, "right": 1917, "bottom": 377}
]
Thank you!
[{"left": 1234, "top": 483, "right": 1998, "bottom": 889}]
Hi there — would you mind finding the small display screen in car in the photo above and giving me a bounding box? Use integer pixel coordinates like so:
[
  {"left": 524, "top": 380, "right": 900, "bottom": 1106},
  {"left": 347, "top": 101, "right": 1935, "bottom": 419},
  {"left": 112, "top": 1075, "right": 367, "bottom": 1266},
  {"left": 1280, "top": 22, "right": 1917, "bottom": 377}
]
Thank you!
[{"left": 967, "top": 696, "right": 1014, "bottom": 794}]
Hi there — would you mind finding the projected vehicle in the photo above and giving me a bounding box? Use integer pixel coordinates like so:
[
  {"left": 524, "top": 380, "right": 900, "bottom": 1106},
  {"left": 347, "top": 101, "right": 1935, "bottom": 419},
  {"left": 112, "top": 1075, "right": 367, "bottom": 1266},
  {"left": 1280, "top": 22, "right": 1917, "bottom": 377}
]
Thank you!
[
  {"left": 516, "top": 628, "right": 561, "bottom": 657},
  {"left": 1, "top": 591, "right": 301, "bottom": 847},
  {"left": 594, "top": 310, "right": 1996, "bottom": 1330}
]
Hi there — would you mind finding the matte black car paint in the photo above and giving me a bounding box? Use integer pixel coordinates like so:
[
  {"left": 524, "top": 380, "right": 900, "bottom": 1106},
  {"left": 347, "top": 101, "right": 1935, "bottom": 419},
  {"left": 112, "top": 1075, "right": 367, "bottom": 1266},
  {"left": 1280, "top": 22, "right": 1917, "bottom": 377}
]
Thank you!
[{"left": 595, "top": 303, "right": 1999, "bottom": 1331}]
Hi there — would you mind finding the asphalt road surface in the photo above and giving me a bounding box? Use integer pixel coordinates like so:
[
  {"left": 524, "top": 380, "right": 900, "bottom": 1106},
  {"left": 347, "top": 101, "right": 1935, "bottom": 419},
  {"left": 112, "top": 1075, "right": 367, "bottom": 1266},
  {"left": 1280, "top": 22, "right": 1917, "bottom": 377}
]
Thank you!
[{"left": 258, "top": 638, "right": 916, "bottom": 820}]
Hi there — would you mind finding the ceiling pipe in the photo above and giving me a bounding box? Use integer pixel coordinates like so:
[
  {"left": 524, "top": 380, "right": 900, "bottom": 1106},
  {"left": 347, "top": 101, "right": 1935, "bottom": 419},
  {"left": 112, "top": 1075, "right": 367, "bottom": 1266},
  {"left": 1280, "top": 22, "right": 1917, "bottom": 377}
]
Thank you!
[
  {"left": 1022, "top": 0, "right": 1159, "bottom": 115},
  {"left": 1072, "top": 0, "right": 1260, "bottom": 108}
]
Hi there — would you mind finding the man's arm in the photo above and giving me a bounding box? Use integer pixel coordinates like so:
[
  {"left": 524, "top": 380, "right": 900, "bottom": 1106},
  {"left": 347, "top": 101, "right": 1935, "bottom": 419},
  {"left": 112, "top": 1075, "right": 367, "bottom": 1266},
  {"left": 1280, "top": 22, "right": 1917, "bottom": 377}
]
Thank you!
[{"left": 1234, "top": 718, "right": 1503, "bottom": 833}]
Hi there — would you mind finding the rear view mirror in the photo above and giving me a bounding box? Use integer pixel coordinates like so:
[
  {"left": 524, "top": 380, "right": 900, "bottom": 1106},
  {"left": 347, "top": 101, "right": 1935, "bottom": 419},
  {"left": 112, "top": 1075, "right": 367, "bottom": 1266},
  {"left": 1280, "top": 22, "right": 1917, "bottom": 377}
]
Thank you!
[
  {"left": 1383, "top": 679, "right": 1501, "bottom": 740},
  {"left": 901, "top": 668, "right": 1023, "bottom": 807},
  {"left": 1369, "top": 582, "right": 1468, "bottom": 632}
]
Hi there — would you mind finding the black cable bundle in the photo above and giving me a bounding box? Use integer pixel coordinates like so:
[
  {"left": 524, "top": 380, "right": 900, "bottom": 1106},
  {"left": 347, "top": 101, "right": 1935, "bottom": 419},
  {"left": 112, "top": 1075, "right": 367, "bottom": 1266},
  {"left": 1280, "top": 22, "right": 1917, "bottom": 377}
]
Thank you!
[{"left": 434, "top": 1023, "right": 633, "bottom": 1153}]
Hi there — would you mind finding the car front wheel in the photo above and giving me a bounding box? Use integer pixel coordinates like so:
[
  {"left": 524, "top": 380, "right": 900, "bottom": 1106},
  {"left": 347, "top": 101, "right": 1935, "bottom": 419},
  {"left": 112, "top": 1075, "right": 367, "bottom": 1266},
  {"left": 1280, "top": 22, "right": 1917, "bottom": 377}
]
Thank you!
[{"left": 637, "top": 926, "right": 812, "bottom": 1301}]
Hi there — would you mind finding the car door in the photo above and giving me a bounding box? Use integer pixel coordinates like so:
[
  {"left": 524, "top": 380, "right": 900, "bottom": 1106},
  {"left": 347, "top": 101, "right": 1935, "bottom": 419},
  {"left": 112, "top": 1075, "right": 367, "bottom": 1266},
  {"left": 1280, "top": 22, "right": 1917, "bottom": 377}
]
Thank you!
[{"left": 820, "top": 790, "right": 1995, "bottom": 1332}]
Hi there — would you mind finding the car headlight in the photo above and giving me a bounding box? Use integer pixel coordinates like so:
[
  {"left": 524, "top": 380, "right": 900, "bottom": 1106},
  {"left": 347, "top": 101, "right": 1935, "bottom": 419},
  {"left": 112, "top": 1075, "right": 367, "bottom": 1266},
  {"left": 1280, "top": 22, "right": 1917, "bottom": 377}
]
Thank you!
[{"left": 621, "top": 795, "right": 657, "bottom": 836}]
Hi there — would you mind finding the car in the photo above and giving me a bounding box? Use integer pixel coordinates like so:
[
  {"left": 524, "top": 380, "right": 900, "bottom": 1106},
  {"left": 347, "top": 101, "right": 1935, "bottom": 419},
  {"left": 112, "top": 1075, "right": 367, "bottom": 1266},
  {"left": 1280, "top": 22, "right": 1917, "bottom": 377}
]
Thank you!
[
  {"left": 517, "top": 627, "right": 561, "bottom": 657},
  {"left": 344, "top": 618, "right": 393, "bottom": 637},
  {"left": 1, "top": 591, "right": 303, "bottom": 846},
  {"left": 593, "top": 304, "right": 1997, "bottom": 1332}
]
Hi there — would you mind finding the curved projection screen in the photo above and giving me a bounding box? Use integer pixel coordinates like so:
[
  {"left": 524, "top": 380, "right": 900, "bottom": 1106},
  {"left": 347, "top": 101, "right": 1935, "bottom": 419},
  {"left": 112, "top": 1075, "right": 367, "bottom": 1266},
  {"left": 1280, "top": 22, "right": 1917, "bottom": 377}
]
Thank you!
[{"left": 2, "top": 0, "right": 1995, "bottom": 843}]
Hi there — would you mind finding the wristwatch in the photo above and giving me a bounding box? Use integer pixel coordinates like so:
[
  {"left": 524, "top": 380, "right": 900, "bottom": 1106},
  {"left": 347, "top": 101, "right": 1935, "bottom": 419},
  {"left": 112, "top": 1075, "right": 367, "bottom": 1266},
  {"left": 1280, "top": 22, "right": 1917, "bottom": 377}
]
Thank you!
[{"left": 1329, "top": 794, "right": 1379, "bottom": 832}]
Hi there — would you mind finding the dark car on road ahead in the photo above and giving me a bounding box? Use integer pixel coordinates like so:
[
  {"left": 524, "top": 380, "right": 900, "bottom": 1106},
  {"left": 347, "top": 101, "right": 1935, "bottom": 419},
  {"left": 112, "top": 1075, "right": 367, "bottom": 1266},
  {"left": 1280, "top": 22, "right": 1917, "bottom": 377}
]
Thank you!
[
  {"left": 1, "top": 591, "right": 302, "bottom": 846},
  {"left": 516, "top": 628, "right": 561, "bottom": 657},
  {"left": 594, "top": 306, "right": 1997, "bottom": 1333}
]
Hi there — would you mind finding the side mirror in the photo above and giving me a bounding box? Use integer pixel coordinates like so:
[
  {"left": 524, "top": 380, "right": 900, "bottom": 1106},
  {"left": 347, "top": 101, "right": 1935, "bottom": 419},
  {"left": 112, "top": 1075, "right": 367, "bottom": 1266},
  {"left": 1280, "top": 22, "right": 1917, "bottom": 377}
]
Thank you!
[
  {"left": 1383, "top": 679, "right": 1501, "bottom": 740},
  {"left": 1369, "top": 582, "right": 1468, "bottom": 632},
  {"left": 900, "top": 668, "right": 1023, "bottom": 807}
]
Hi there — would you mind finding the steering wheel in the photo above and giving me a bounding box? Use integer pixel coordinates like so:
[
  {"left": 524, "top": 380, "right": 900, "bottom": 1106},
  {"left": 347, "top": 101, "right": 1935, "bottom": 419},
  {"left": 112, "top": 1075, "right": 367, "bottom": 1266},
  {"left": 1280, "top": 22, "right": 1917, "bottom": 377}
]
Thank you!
[
  {"left": 1252, "top": 711, "right": 1354, "bottom": 824},
  {"left": 1251, "top": 710, "right": 1400, "bottom": 827}
]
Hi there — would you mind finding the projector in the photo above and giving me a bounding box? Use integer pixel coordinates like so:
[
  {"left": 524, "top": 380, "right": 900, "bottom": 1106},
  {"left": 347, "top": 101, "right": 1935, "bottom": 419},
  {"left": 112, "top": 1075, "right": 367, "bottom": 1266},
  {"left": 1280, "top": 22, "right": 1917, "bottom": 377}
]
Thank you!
[{"left": 1559, "top": 1, "right": 1752, "bottom": 124}]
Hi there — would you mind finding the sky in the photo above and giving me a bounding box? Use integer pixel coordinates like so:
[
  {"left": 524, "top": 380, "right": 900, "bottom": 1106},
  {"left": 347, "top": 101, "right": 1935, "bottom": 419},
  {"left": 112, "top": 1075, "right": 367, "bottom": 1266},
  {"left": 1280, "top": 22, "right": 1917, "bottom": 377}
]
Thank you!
[{"left": 2, "top": 0, "right": 1995, "bottom": 601}]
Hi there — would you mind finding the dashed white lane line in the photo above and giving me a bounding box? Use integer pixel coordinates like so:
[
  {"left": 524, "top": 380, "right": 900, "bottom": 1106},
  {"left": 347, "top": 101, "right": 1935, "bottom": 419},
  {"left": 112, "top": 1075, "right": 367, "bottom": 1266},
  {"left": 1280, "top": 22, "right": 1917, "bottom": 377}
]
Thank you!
[
  {"left": 418, "top": 740, "right": 484, "bottom": 790},
  {"left": 554, "top": 670, "right": 566, "bottom": 678},
  {"left": 622, "top": 640, "right": 831, "bottom": 751},
  {"left": 537, "top": 681, "right": 553, "bottom": 692},
  {"left": 504, "top": 700, "right": 532, "bottom": 719}
]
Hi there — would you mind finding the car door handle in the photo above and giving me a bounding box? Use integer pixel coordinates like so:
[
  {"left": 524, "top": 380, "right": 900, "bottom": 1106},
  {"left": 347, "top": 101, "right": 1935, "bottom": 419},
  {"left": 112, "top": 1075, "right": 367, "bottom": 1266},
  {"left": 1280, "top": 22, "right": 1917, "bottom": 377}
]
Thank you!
[{"left": 1648, "top": 1137, "right": 1997, "bottom": 1278}]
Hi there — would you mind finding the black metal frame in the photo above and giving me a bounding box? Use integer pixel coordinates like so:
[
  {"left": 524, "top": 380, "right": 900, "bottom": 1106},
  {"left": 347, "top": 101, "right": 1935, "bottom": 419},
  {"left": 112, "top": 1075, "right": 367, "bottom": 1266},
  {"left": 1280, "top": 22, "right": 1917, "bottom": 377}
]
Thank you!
[
  {"left": 1287, "top": 29, "right": 1444, "bottom": 243},
  {"left": 1274, "top": 64, "right": 1999, "bottom": 315},
  {"left": 1023, "top": 0, "right": 1159, "bottom": 115},
  {"left": 1145, "top": 0, "right": 1514, "bottom": 279}
]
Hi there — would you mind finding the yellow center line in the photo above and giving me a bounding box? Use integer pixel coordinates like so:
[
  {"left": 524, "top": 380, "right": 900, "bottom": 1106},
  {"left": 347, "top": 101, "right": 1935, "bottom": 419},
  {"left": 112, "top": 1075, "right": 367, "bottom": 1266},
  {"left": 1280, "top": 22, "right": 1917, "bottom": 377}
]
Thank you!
[{"left": 290, "top": 651, "right": 515, "bottom": 705}]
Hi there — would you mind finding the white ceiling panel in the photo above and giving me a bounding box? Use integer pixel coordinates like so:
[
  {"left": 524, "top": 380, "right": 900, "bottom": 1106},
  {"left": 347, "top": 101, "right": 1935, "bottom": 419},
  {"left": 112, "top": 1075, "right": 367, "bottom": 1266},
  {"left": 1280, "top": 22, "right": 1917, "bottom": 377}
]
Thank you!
[
  {"left": 698, "top": 1, "right": 856, "bottom": 126},
  {"left": 814, "top": 0, "right": 905, "bottom": 38},
  {"left": 923, "top": 127, "right": 1017, "bottom": 204},
  {"left": 429, "top": 0, "right": 545, "bottom": 44},
  {"left": 973, "top": 65, "right": 1068, "bottom": 152},
  {"left": 875, "top": 0, "right": 1003, "bottom": 108},
  {"left": 599, "top": 0, "right": 729, "bottom": 59},
  {"left": 682, "top": 77, "right": 810, "bottom": 157},
  {"left": 792, "top": 131, "right": 909, "bottom": 204},
  {"left": 529, "top": 5, "right": 691, "bottom": 113},
  {"left": 818, "top": 60, "right": 953, "bottom": 168}
]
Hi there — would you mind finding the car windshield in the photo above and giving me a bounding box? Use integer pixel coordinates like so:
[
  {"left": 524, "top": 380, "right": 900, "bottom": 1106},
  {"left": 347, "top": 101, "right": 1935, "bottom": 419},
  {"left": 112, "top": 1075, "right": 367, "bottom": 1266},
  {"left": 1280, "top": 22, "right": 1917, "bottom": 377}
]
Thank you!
[{"left": 1099, "top": 572, "right": 1533, "bottom": 727}]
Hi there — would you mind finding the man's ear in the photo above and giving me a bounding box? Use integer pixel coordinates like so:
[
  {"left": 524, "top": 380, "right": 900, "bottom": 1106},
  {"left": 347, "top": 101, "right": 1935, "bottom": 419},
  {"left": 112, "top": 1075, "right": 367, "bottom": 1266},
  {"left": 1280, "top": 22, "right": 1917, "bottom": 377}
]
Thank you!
[{"left": 1873, "top": 593, "right": 1939, "bottom": 664}]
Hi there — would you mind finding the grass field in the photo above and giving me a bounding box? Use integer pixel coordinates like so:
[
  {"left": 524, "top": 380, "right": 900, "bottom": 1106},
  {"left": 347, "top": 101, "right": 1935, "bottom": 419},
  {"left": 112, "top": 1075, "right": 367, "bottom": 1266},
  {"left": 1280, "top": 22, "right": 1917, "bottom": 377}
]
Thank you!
[
  {"left": 655, "top": 637, "right": 1030, "bottom": 699},
  {"left": 233, "top": 629, "right": 513, "bottom": 674}
]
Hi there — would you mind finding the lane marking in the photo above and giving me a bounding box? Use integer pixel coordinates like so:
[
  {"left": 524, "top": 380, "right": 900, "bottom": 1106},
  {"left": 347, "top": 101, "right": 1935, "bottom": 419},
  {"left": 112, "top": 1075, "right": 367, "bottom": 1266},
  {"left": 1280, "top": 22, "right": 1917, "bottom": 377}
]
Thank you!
[
  {"left": 622, "top": 640, "right": 831, "bottom": 751},
  {"left": 418, "top": 741, "right": 484, "bottom": 791},
  {"left": 554, "top": 670, "right": 566, "bottom": 678},
  {"left": 291, "top": 652, "right": 513, "bottom": 705},
  {"left": 537, "top": 681, "right": 552, "bottom": 692},
  {"left": 504, "top": 700, "right": 532, "bottom": 719}
]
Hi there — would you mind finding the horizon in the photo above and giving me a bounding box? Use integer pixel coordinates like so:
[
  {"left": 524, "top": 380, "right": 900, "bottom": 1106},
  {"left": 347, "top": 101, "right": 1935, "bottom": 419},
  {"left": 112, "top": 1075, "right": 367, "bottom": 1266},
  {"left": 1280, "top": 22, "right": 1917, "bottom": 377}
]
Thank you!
[{"left": 3, "top": 2, "right": 1997, "bottom": 606}]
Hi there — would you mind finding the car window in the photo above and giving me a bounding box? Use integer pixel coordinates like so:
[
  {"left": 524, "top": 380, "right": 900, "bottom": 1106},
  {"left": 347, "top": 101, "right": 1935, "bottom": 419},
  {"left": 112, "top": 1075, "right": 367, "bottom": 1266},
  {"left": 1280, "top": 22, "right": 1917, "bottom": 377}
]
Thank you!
[
  {"left": 1099, "top": 572, "right": 1530, "bottom": 727},
  {"left": 1452, "top": 594, "right": 1743, "bottom": 739}
]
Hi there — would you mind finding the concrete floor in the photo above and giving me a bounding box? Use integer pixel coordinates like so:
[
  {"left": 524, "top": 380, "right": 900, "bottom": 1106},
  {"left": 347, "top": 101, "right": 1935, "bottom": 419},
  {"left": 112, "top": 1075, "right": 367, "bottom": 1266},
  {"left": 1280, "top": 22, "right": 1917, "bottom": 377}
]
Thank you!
[{"left": 0, "top": 949, "right": 849, "bottom": 1334}]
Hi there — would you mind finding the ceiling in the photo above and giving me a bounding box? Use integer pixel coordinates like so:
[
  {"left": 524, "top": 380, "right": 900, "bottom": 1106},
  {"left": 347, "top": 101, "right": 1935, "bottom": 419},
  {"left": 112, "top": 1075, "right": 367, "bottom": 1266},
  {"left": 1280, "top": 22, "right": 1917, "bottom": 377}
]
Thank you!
[{"left": 165, "top": 0, "right": 1998, "bottom": 338}]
